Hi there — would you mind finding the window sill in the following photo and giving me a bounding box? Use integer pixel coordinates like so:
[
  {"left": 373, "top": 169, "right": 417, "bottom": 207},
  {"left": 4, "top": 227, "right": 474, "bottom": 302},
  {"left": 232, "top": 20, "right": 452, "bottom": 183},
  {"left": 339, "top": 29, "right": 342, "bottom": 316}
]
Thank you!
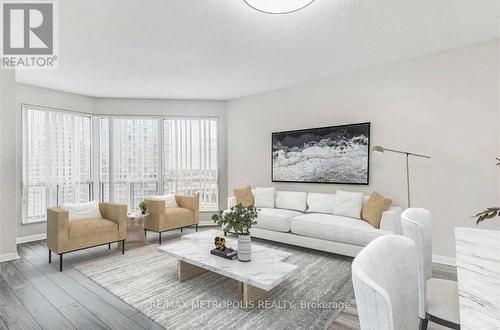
[{"left": 21, "top": 219, "right": 47, "bottom": 225}]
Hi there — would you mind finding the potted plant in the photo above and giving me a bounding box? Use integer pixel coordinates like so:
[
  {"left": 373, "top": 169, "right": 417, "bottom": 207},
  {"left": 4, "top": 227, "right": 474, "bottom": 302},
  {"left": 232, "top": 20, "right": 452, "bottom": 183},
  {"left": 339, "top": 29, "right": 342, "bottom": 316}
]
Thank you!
[
  {"left": 212, "top": 204, "right": 259, "bottom": 262},
  {"left": 473, "top": 157, "right": 500, "bottom": 225},
  {"left": 139, "top": 200, "right": 148, "bottom": 215}
]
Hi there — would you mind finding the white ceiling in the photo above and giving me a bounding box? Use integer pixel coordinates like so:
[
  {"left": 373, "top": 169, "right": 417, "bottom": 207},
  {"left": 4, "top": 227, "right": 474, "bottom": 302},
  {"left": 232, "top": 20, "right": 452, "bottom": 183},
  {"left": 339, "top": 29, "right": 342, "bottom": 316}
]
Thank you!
[{"left": 16, "top": 0, "right": 500, "bottom": 100}]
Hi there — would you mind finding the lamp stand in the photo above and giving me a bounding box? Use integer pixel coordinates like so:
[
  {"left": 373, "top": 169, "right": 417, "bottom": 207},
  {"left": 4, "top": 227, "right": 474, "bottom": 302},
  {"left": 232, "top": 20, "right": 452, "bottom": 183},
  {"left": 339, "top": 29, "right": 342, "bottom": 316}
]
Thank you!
[
  {"left": 406, "top": 153, "right": 410, "bottom": 208},
  {"left": 373, "top": 147, "right": 430, "bottom": 209}
]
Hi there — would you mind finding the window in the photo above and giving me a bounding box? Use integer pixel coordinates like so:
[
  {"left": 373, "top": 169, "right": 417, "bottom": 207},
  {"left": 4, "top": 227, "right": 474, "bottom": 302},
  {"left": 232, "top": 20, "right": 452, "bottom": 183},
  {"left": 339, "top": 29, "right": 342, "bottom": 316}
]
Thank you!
[
  {"left": 101, "top": 116, "right": 218, "bottom": 211},
  {"left": 22, "top": 105, "right": 92, "bottom": 223},
  {"left": 164, "top": 118, "right": 218, "bottom": 210},
  {"left": 22, "top": 107, "right": 219, "bottom": 221},
  {"left": 109, "top": 117, "right": 160, "bottom": 210}
]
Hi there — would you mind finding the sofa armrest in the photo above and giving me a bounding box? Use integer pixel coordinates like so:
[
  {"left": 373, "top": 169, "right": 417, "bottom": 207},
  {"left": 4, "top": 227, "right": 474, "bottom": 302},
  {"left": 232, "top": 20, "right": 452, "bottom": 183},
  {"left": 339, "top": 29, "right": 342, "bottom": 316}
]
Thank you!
[
  {"left": 227, "top": 196, "right": 237, "bottom": 208},
  {"left": 47, "top": 207, "right": 70, "bottom": 252},
  {"left": 99, "top": 203, "right": 127, "bottom": 236},
  {"left": 175, "top": 195, "right": 200, "bottom": 224},
  {"left": 380, "top": 206, "right": 403, "bottom": 234},
  {"left": 144, "top": 199, "right": 165, "bottom": 231},
  {"left": 144, "top": 199, "right": 165, "bottom": 216}
]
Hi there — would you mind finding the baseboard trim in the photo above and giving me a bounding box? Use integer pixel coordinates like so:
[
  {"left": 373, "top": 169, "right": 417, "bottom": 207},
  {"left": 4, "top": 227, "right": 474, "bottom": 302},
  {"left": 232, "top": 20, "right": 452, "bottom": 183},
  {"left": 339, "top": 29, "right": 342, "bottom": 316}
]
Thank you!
[
  {"left": 433, "top": 254, "right": 456, "bottom": 266},
  {"left": 0, "top": 252, "right": 20, "bottom": 263},
  {"left": 16, "top": 233, "right": 47, "bottom": 244}
]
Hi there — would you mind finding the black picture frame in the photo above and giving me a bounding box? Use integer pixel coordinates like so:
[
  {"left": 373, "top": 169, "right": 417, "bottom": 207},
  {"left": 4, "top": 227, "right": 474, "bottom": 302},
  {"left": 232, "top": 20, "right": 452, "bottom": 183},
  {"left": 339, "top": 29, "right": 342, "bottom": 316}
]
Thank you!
[{"left": 271, "top": 122, "right": 370, "bottom": 185}]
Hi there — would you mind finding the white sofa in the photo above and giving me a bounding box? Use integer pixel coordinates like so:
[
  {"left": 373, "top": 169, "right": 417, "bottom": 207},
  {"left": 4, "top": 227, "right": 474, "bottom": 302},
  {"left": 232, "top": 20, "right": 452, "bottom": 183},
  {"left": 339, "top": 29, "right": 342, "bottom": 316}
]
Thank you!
[{"left": 227, "top": 190, "right": 403, "bottom": 257}]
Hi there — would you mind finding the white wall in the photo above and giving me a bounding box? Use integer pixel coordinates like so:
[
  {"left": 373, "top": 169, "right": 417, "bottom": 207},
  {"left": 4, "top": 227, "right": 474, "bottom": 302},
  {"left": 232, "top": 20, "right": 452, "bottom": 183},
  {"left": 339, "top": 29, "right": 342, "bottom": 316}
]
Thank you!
[
  {"left": 227, "top": 39, "right": 500, "bottom": 258},
  {"left": 15, "top": 84, "right": 96, "bottom": 238},
  {"left": 1, "top": 71, "right": 19, "bottom": 261},
  {"left": 94, "top": 98, "right": 228, "bottom": 222}
]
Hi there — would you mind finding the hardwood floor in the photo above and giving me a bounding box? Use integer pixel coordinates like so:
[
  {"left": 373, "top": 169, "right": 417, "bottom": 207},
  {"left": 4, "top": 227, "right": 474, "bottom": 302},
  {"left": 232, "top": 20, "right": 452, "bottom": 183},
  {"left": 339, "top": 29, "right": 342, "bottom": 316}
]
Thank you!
[
  {"left": 0, "top": 230, "right": 181, "bottom": 330},
  {"left": 0, "top": 228, "right": 458, "bottom": 330}
]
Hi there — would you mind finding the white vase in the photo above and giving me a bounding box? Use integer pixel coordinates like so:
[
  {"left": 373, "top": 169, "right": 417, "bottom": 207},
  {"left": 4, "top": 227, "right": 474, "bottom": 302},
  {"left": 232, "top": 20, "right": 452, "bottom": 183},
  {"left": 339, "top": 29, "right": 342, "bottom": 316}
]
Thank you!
[{"left": 237, "top": 234, "right": 252, "bottom": 262}]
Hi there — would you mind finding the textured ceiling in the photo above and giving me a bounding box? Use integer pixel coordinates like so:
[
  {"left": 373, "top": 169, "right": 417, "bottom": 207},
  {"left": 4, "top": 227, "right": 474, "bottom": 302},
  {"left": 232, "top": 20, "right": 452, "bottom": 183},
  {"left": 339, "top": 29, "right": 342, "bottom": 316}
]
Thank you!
[{"left": 15, "top": 0, "right": 500, "bottom": 100}]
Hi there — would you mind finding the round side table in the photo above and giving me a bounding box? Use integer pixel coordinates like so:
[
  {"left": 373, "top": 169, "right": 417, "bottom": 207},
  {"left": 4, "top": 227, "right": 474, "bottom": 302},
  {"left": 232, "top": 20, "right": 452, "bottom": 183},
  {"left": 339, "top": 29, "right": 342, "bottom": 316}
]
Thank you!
[{"left": 118, "top": 212, "right": 149, "bottom": 250}]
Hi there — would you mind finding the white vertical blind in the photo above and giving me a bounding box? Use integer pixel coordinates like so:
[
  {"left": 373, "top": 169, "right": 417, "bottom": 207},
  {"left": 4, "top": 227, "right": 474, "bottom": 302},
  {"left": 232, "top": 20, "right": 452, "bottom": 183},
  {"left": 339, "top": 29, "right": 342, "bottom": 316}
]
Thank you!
[
  {"left": 22, "top": 105, "right": 92, "bottom": 223},
  {"left": 99, "top": 118, "right": 110, "bottom": 201},
  {"left": 163, "top": 118, "right": 218, "bottom": 210},
  {"left": 109, "top": 117, "right": 160, "bottom": 211}
]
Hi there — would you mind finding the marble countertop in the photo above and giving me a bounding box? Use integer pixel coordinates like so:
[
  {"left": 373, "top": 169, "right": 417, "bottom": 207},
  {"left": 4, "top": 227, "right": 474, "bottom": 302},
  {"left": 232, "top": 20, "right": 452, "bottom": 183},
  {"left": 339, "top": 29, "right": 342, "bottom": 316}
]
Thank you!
[
  {"left": 455, "top": 227, "right": 500, "bottom": 330},
  {"left": 158, "top": 230, "right": 298, "bottom": 291}
]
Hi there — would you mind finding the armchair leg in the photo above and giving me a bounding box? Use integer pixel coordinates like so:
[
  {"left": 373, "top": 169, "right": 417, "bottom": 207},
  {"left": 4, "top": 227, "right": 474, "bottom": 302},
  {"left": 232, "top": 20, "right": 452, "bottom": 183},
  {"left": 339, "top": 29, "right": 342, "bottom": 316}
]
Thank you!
[
  {"left": 108, "top": 243, "right": 111, "bottom": 249},
  {"left": 419, "top": 318, "right": 429, "bottom": 330},
  {"left": 122, "top": 240, "right": 125, "bottom": 254},
  {"left": 180, "top": 227, "right": 183, "bottom": 233},
  {"left": 49, "top": 249, "right": 52, "bottom": 263},
  {"left": 59, "top": 254, "right": 63, "bottom": 272},
  {"left": 195, "top": 224, "right": 198, "bottom": 232},
  {"left": 159, "top": 232, "right": 162, "bottom": 245}
]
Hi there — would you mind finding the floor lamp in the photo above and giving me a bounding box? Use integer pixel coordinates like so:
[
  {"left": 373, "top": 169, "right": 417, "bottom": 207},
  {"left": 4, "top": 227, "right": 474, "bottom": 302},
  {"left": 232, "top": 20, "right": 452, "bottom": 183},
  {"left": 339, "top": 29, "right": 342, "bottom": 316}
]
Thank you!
[{"left": 372, "top": 145, "right": 431, "bottom": 208}]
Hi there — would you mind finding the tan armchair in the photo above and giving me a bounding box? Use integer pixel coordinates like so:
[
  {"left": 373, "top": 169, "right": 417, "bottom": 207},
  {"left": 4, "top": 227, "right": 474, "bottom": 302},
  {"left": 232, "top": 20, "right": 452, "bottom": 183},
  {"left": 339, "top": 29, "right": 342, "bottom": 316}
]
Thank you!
[
  {"left": 47, "top": 203, "right": 127, "bottom": 271},
  {"left": 144, "top": 195, "right": 199, "bottom": 244}
]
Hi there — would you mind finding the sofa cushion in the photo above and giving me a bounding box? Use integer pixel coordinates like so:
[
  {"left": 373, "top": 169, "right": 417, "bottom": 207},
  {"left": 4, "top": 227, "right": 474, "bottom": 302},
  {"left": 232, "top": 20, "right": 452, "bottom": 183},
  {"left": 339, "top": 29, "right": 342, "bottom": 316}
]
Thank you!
[
  {"left": 60, "top": 201, "right": 102, "bottom": 221},
  {"left": 291, "top": 213, "right": 391, "bottom": 246},
  {"left": 274, "top": 191, "right": 308, "bottom": 212},
  {"left": 307, "top": 193, "right": 336, "bottom": 214},
  {"left": 69, "top": 218, "right": 118, "bottom": 239},
  {"left": 233, "top": 185, "right": 254, "bottom": 207},
  {"left": 254, "top": 208, "right": 303, "bottom": 232},
  {"left": 361, "top": 192, "right": 392, "bottom": 228},
  {"left": 333, "top": 190, "right": 363, "bottom": 219},
  {"left": 254, "top": 187, "right": 275, "bottom": 208}
]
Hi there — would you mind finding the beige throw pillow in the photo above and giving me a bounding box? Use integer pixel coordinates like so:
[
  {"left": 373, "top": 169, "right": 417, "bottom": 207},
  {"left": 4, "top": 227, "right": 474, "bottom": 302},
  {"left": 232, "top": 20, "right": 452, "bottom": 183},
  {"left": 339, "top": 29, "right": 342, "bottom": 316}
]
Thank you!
[
  {"left": 362, "top": 192, "right": 392, "bottom": 228},
  {"left": 233, "top": 186, "right": 254, "bottom": 207}
]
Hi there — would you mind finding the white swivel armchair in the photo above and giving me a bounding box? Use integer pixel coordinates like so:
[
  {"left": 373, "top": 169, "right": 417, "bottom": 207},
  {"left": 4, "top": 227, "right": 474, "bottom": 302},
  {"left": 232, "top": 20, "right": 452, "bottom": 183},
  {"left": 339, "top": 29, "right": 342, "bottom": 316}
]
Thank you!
[
  {"left": 352, "top": 235, "right": 420, "bottom": 330},
  {"left": 401, "top": 208, "right": 460, "bottom": 330}
]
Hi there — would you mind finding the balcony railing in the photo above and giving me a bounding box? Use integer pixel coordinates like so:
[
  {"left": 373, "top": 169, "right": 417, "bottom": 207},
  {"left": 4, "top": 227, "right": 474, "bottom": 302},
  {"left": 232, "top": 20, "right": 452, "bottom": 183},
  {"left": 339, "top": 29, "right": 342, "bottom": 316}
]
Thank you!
[
  {"left": 25, "top": 174, "right": 218, "bottom": 223},
  {"left": 25, "top": 182, "right": 93, "bottom": 223},
  {"left": 99, "top": 176, "right": 218, "bottom": 212}
]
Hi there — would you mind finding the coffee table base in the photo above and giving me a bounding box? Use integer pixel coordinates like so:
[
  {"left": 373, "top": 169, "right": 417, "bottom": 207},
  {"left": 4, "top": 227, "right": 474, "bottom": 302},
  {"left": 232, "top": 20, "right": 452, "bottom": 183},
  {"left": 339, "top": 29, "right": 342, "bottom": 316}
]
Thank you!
[
  {"left": 177, "top": 260, "right": 207, "bottom": 282},
  {"left": 176, "top": 260, "right": 278, "bottom": 306},
  {"left": 240, "top": 282, "right": 279, "bottom": 305}
]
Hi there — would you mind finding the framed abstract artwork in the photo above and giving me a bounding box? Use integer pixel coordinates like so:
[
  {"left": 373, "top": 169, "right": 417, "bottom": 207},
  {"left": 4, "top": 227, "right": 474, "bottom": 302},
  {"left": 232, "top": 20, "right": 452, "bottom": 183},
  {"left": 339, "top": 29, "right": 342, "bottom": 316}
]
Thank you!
[{"left": 272, "top": 122, "right": 370, "bottom": 184}]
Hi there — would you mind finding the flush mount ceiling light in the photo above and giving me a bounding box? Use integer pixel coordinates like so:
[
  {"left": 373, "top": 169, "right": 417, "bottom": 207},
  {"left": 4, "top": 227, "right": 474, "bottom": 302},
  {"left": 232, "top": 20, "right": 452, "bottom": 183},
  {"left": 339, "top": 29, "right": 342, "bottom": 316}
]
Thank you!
[{"left": 243, "top": 0, "right": 316, "bottom": 14}]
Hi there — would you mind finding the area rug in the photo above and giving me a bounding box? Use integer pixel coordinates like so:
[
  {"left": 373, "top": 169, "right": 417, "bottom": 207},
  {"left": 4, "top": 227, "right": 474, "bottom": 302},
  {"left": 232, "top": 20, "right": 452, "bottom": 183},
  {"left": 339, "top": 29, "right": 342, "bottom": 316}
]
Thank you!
[{"left": 74, "top": 237, "right": 354, "bottom": 330}]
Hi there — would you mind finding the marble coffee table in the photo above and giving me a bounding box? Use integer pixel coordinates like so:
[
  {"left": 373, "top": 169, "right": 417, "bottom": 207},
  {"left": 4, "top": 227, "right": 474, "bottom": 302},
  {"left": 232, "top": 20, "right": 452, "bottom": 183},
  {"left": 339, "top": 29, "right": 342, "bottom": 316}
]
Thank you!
[{"left": 157, "top": 230, "right": 297, "bottom": 304}]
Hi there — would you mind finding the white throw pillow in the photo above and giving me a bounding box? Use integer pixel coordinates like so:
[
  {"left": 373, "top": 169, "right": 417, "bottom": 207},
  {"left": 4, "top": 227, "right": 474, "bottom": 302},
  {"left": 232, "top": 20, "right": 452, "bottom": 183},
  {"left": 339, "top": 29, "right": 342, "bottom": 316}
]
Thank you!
[
  {"left": 275, "top": 191, "right": 308, "bottom": 212},
  {"left": 149, "top": 194, "right": 178, "bottom": 208},
  {"left": 333, "top": 190, "right": 363, "bottom": 219},
  {"left": 60, "top": 201, "right": 102, "bottom": 222},
  {"left": 307, "top": 193, "right": 336, "bottom": 214},
  {"left": 253, "top": 187, "right": 275, "bottom": 208}
]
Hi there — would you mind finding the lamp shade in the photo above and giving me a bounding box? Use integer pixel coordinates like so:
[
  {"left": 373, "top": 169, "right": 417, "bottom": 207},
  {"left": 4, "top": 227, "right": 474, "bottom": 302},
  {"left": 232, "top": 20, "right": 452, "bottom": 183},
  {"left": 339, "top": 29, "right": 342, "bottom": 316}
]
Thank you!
[{"left": 372, "top": 145, "right": 385, "bottom": 153}]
